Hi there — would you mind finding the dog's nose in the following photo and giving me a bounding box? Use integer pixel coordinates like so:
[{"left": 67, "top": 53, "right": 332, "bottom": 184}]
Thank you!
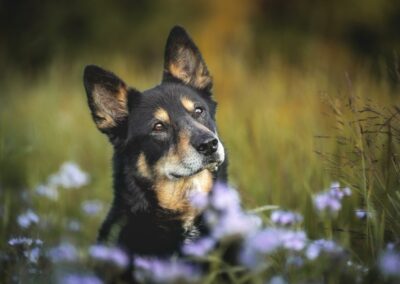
[{"left": 196, "top": 137, "right": 218, "bottom": 155}]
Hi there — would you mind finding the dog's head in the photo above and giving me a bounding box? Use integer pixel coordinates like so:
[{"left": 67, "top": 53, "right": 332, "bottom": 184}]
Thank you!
[{"left": 83, "top": 26, "right": 225, "bottom": 182}]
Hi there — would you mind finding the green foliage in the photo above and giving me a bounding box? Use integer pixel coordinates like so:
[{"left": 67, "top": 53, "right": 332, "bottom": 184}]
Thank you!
[
  {"left": 1, "top": 48, "right": 400, "bottom": 283},
  {"left": 318, "top": 88, "right": 400, "bottom": 261}
]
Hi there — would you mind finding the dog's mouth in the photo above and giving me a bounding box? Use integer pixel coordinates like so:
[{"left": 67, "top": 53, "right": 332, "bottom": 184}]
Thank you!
[
  {"left": 169, "top": 171, "right": 200, "bottom": 179},
  {"left": 167, "top": 161, "right": 222, "bottom": 180}
]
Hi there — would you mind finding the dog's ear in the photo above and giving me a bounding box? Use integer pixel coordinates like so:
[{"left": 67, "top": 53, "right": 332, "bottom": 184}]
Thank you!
[
  {"left": 83, "top": 65, "right": 133, "bottom": 140},
  {"left": 162, "top": 26, "right": 212, "bottom": 92}
]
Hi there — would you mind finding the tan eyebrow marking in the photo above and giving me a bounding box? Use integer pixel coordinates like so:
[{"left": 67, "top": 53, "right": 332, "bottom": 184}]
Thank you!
[
  {"left": 154, "top": 107, "right": 170, "bottom": 124},
  {"left": 181, "top": 97, "right": 195, "bottom": 112}
]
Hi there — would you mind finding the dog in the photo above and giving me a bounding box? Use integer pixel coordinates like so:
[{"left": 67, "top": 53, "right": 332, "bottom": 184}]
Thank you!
[{"left": 83, "top": 26, "right": 227, "bottom": 256}]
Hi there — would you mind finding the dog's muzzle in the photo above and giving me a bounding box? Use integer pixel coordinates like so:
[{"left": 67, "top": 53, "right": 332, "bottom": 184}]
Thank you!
[{"left": 164, "top": 134, "right": 225, "bottom": 180}]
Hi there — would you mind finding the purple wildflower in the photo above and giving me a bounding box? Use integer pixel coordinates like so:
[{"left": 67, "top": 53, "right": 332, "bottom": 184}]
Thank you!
[
  {"left": 81, "top": 200, "right": 103, "bottom": 216},
  {"left": 342, "top": 186, "right": 352, "bottom": 196},
  {"left": 379, "top": 245, "right": 400, "bottom": 277},
  {"left": 35, "top": 184, "right": 59, "bottom": 200},
  {"left": 48, "top": 242, "right": 78, "bottom": 262},
  {"left": 211, "top": 210, "right": 261, "bottom": 239},
  {"left": 210, "top": 182, "right": 241, "bottom": 212},
  {"left": 203, "top": 183, "right": 261, "bottom": 239},
  {"left": 89, "top": 245, "right": 129, "bottom": 268},
  {"left": 134, "top": 257, "right": 201, "bottom": 283},
  {"left": 49, "top": 162, "right": 90, "bottom": 189},
  {"left": 328, "top": 182, "right": 351, "bottom": 197},
  {"left": 240, "top": 228, "right": 307, "bottom": 269},
  {"left": 348, "top": 261, "right": 369, "bottom": 274},
  {"left": 355, "top": 209, "right": 370, "bottom": 220},
  {"left": 61, "top": 274, "right": 103, "bottom": 284},
  {"left": 271, "top": 210, "right": 303, "bottom": 226},
  {"left": 182, "top": 237, "right": 215, "bottom": 257},
  {"left": 24, "top": 247, "right": 40, "bottom": 263},
  {"left": 188, "top": 191, "right": 209, "bottom": 210},
  {"left": 313, "top": 182, "right": 351, "bottom": 214},
  {"left": 17, "top": 209, "right": 39, "bottom": 228},
  {"left": 269, "top": 276, "right": 287, "bottom": 284},
  {"left": 247, "top": 228, "right": 285, "bottom": 253},
  {"left": 329, "top": 182, "right": 343, "bottom": 198},
  {"left": 305, "top": 239, "right": 343, "bottom": 260},
  {"left": 281, "top": 230, "right": 307, "bottom": 251},
  {"left": 8, "top": 237, "right": 43, "bottom": 247},
  {"left": 314, "top": 193, "right": 342, "bottom": 212},
  {"left": 9, "top": 237, "right": 43, "bottom": 263}
]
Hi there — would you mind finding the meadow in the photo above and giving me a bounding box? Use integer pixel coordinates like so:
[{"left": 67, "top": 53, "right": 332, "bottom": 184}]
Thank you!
[{"left": 1, "top": 46, "right": 400, "bottom": 282}]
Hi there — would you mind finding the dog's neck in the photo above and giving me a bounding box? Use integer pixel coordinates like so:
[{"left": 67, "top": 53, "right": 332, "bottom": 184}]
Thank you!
[
  {"left": 152, "top": 169, "right": 213, "bottom": 230},
  {"left": 153, "top": 169, "right": 213, "bottom": 211},
  {"left": 114, "top": 155, "right": 213, "bottom": 219}
]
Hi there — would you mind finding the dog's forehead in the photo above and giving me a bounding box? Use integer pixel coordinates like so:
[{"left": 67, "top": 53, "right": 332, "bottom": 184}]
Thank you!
[{"left": 139, "top": 83, "right": 206, "bottom": 112}]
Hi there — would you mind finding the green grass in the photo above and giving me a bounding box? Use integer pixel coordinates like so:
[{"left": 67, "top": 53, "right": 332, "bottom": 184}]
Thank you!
[{"left": 1, "top": 53, "right": 399, "bottom": 282}]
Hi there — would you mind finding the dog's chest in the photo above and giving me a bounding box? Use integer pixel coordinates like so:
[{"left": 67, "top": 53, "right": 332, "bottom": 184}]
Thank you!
[{"left": 154, "top": 169, "right": 213, "bottom": 224}]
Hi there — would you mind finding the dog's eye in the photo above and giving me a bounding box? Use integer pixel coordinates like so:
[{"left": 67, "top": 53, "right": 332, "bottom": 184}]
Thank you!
[
  {"left": 153, "top": 122, "right": 165, "bottom": 132},
  {"left": 193, "top": 107, "right": 204, "bottom": 117}
]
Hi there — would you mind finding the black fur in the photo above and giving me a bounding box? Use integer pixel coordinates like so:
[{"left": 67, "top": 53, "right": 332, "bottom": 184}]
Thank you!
[{"left": 83, "top": 26, "right": 228, "bottom": 257}]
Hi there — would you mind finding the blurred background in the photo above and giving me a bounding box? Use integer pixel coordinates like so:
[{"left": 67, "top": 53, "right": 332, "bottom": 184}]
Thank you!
[{"left": 1, "top": 0, "right": 400, "bottom": 255}]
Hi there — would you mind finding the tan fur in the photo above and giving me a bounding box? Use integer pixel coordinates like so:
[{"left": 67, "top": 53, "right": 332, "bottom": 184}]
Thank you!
[
  {"left": 155, "top": 169, "right": 213, "bottom": 227},
  {"left": 92, "top": 84, "right": 128, "bottom": 129},
  {"left": 169, "top": 63, "right": 189, "bottom": 84},
  {"left": 136, "top": 153, "right": 152, "bottom": 179},
  {"left": 154, "top": 108, "right": 170, "bottom": 124},
  {"left": 167, "top": 47, "right": 211, "bottom": 90},
  {"left": 180, "top": 97, "right": 195, "bottom": 112},
  {"left": 94, "top": 110, "right": 115, "bottom": 129},
  {"left": 193, "top": 64, "right": 212, "bottom": 89},
  {"left": 177, "top": 130, "right": 190, "bottom": 156},
  {"left": 115, "top": 86, "right": 128, "bottom": 105}
]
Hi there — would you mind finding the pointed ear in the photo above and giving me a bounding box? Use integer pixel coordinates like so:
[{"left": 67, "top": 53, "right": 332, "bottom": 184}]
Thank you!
[
  {"left": 83, "top": 65, "right": 131, "bottom": 138},
  {"left": 162, "top": 26, "right": 212, "bottom": 92}
]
